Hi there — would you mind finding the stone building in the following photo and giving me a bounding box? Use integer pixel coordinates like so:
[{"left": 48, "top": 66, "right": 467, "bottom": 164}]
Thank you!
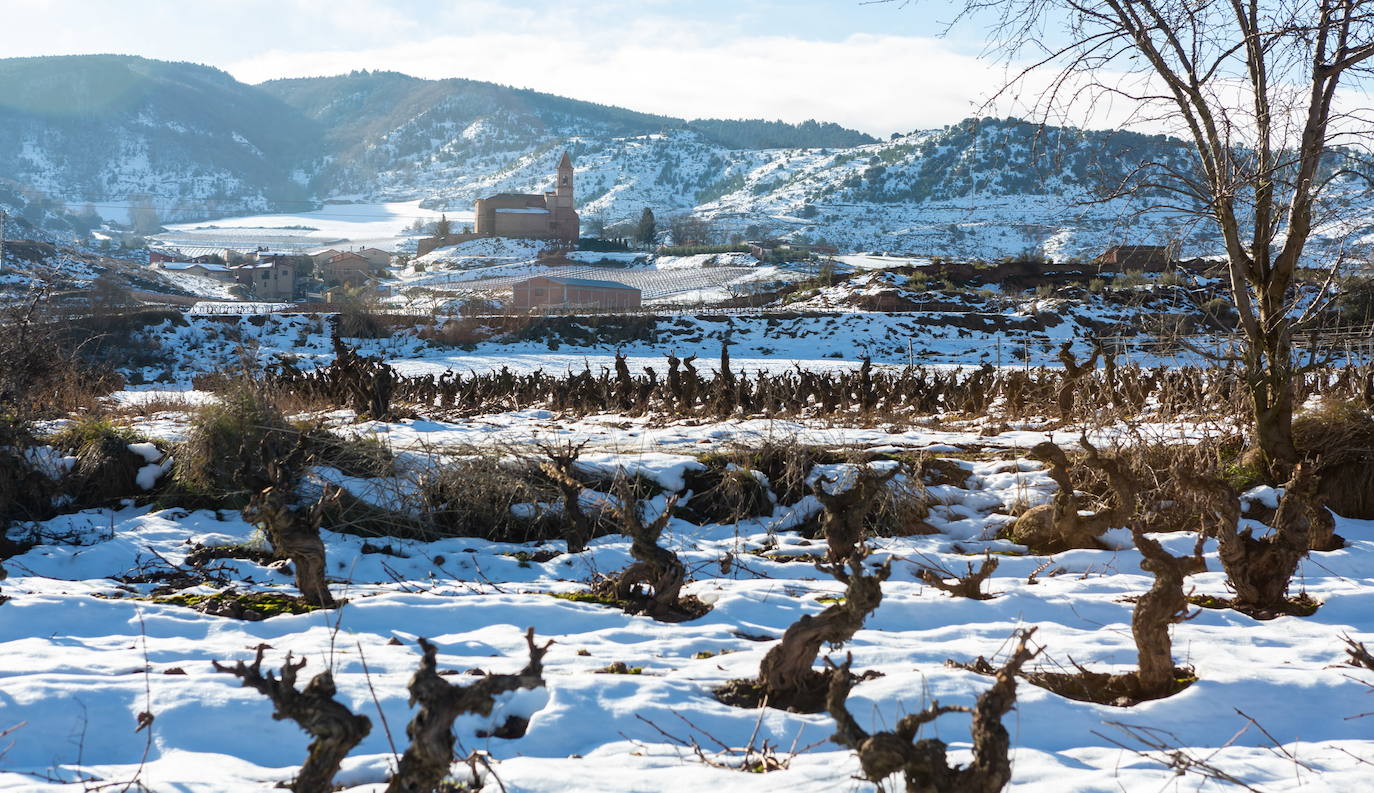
[
  {"left": 512, "top": 275, "right": 640, "bottom": 311},
  {"left": 232, "top": 255, "right": 296, "bottom": 300},
  {"left": 319, "top": 252, "right": 373, "bottom": 287},
  {"left": 474, "top": 152, "right": 579, "bottom": 242},
  {"left": 1094, "top": 245, "right": 1174, "bottom": 272},
  {"left": 357, "top": 247, "right": 393, "bottom": 268}
]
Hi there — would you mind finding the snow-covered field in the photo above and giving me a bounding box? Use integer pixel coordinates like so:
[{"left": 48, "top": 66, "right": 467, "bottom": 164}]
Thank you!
[
  {"left": 2, "top": 405, "right": 1372, "bottom": 792},
  {"left": 156, "top": 202, "right": 463, "bottom": 254}
]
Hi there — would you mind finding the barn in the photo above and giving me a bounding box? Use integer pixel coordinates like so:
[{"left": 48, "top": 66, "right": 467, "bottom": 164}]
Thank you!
[{"left": 512, "top": 275, "right": 641, "bottom": 311}]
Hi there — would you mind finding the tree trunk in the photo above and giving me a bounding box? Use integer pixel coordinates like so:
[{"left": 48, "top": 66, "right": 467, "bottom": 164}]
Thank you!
[{"left": 1249, "top": 327, "right": 1299, "bottom": 473}]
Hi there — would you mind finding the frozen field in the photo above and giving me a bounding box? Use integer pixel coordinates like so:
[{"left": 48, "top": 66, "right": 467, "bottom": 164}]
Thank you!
[{"left": 157, "top": 202, "right": 464, "bottom": 253}]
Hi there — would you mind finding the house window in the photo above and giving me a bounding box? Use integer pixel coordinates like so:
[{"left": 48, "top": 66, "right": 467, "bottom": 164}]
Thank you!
[
  {"left": 534, "top": 288, "right": 545, "bottom": 297},
  {"left": 262, "top": 271, "right": 269, "bottom": 281}
]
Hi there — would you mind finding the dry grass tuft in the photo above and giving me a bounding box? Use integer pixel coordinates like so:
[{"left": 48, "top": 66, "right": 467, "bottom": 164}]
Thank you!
[
  {"left": 170, "top": 385, "right": 300, "bottom": 509},
  {"left": 1292, "top": 399, "right": 1374, "bottom": 519}
]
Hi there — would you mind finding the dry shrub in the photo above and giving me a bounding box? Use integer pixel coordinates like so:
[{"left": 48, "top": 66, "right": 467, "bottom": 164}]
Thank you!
[
  {"left": 683, "top": 464, "right": 773, "bottom": 524},
  {"left": 866, "top": 464, "right": 932, "bottom": 537},
  {"left": 418, "top": 454, "right": 574, "bottom": 543},
  {"left": 1292, "top": 399, "right": 1374, "bottom": 519},
  {"left": 337, "top": 305, "right": 392, "bottom": 340},
  {"left": 1078, "top": 437, "right": 1245, "bottom": 534},
  {"left": 171, "top": 385, "right": 301, "bottom": 509},
  {"left": 49, "top": 417, "right": 155, "bottom": 507},
  {"left": 1006, "top": 440, "right": 1136, "bottom": 552},
  {"left": 704, "top": 441, "right": 844, "bottom": 506},
  {"left": 297, "top": 425, "right": 395, "bottom": 479},
  {"left": 0, "top": 291, "right": 122, "bottom": 420},
  {"left": 0, "top": 416, "right": 54, "bottom": 527}
]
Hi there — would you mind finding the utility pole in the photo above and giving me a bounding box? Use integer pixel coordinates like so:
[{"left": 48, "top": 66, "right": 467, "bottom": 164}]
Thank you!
[{"left": 0, "top": 209, "right": 6, "bottom": 271}]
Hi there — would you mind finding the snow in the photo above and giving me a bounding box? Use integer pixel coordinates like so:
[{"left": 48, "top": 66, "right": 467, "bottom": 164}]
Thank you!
[
  {"left": 127, "top": 442, "right": 162, "bottom": 463},
  {"left": 2, "top": 441, "right": 1372, "bottom": 792},
  {"left": 5, "top": 304, "right": 1374, "bottom": 791},
  {"left": 156, "top": 202, "right": 459, "bottom": 254}
]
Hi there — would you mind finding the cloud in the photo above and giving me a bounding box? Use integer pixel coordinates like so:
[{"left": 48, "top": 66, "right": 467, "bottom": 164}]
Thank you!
[{"left": 229, "top": 31, "right": 1004, "bottom": 136}]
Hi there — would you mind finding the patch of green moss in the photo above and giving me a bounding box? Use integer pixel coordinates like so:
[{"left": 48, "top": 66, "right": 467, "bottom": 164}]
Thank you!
[
  {"left": 146, "top": 591, "right": 323, "bottom": 618},
  {"left": 1187, "top": 592, "right": 1321, "bottom": 618},
  {"left": 596, "top": 661, "right": 644, "bottom": 675},
  {"left": 693, "top": 648, "right": 736, "bottom": 660},
  {"left": 503, "top": 550, "right": 560, "bottom": 566},
  {"left": 1220, "top": 460, "right": 1267, "bottom": 492},
  {"left": 550, "top": 590, "right": 625, "bottom": 606}
]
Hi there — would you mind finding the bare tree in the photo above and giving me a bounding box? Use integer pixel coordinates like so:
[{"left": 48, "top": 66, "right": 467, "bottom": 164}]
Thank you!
[
  {"left": 667, "top": 215, "right": 715, "bottom": 246},
  {"left": 934, "top": 0, "right": 1374, "bottom": 470}
]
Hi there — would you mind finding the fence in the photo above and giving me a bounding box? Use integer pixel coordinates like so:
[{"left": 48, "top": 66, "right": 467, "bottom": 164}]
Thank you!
[{"left": 418, "top": 264, "right": 764, "bottom": 301}]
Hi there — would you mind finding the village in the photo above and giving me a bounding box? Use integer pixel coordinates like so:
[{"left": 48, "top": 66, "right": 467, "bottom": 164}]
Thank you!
[{"left": 144, "top": 152, "right": 1200, "bottom": 316}]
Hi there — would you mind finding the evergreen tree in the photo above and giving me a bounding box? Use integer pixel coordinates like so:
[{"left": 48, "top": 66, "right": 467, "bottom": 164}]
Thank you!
[
  {"left": 635, "top": 208, "right": 656, "bottom": 247},
  {"left": 435, "top": 214, "right": 451, "bottom": 237}
]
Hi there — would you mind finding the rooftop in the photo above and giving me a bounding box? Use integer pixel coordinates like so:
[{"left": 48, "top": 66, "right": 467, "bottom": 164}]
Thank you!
[{"left": 518, "top": 275, "right": 638, "bottom": 290}]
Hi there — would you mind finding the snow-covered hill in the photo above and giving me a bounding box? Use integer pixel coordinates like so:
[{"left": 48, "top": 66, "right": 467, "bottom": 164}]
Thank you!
[{"left": 4, "top": 57, "right": 1372, "bottom": 264}]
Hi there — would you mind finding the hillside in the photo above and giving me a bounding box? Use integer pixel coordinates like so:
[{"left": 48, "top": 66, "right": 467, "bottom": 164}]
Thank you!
[
  {"left": 0, "top": 56, "right": 317, "bottom": 216},
  {"left": 2, "top": 56, "right": 1369, "bottom": 263}
]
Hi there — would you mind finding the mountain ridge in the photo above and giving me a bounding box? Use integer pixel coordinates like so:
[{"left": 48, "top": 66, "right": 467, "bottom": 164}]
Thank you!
[{"left": 3, "top": 55, "right": 1368, "bottom": 262}]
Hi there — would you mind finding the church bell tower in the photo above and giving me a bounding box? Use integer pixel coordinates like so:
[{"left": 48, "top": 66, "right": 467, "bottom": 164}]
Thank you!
[
  {"left": 553, "top": 151, "right": 578, "bottom": 241},
  {"left": 556, "top": 151, "right": 574, "bottom": 207}
]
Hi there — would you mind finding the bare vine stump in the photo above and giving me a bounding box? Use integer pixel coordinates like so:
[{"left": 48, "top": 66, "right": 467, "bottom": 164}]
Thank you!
[
  {"left": 241, "top": 445, "right": 337, "bottom": 608},
  {"left": 243, "top": 467, "right": 337, "bottom": 608},
  {"left": 1187, "top": 464, "right": 1317, "bottom": 615},
  {"left": 1055, "top": 342, "right": 1099, "bottom": 421},
  {"left": 537, "top": 440, "right": 594, "bottom": 553},
  {"left": 917, "top": 554, "right": 999, "bottom": 600},
  {"left": 719, "top": 554, "right": 890, "bottom": 713},
  {"left": 330, "top": 339, "right": 396, "bottom": 421},
  {"left": 1008, "top": 438, "right": 1137, "bottom": 552},
  {"left": 214, "top": 649, "right": 371, "bottom": 793},
  {"left": 1346, "top": 636, "right": 1374, "bottom": 671},
  {"left": 828, "top": 628, "right": 1040, "bottom": 793},
  {"left": 600, "top": 479, "right": 695, "bottom": 621},
  {"left": 955, "top": 531, "right": 1202, "bottom": 706},
  {"left": 812, "top": 464, "right": 899, "bottom": 562},
  {"left": 1131, "top": 528, "right": 1205, "bottom": 694},
  {"left": 387, "top": 628, "right": 551, "bottom": 793}
]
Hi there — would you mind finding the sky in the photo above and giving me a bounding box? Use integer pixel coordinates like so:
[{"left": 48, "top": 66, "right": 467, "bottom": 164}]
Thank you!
[{"left": 0, "top": 0, "right": 1031, "bottom": 137}]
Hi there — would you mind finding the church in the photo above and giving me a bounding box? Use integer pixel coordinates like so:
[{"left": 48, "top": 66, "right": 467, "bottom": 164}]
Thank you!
[{"left": 473, "top": 152, "right": 580, "bottom": 241}]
